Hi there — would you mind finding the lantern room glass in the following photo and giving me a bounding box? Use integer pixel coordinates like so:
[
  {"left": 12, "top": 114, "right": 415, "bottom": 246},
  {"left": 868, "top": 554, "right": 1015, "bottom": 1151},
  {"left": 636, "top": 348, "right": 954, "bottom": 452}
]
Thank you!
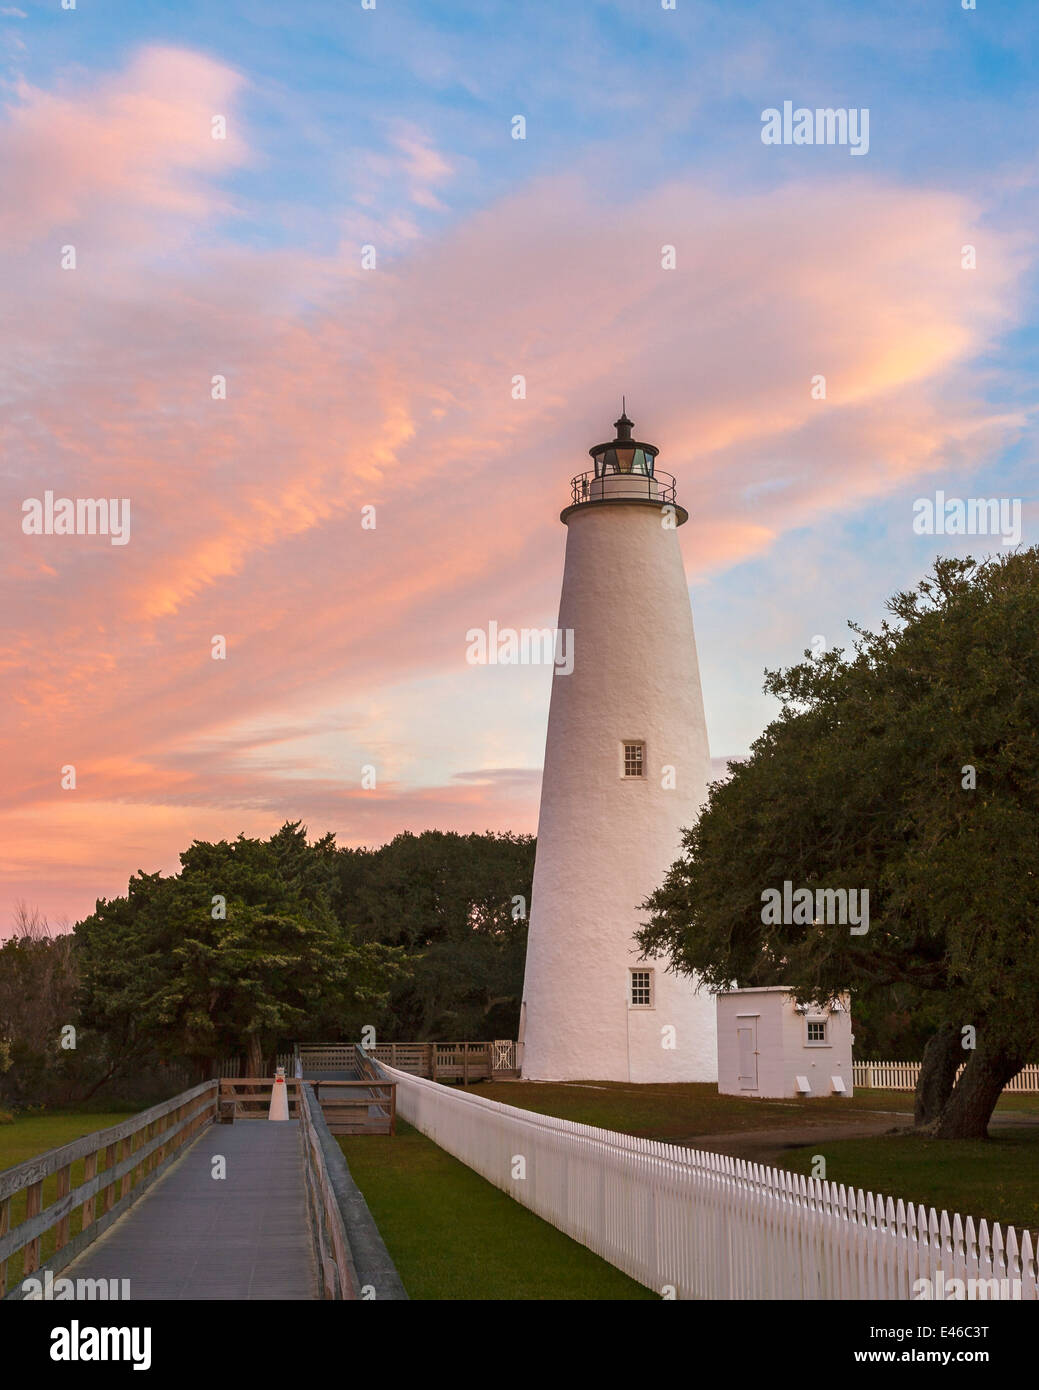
[{"left": 593, "top": 447, "right": 655, "bottom": 478}]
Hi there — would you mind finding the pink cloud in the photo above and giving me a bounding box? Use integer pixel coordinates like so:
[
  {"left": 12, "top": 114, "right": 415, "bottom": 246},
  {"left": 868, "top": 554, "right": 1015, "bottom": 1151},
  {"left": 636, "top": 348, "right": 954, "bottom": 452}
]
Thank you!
[
  {"left": 389, "top": 121, "right": 454, "bottom": 210},
  {"left": 0, "top": 46, "right": 248, "bottom": 249},
  {"left": 0, "top": 47, "right": 1032, "bottom": 925}
]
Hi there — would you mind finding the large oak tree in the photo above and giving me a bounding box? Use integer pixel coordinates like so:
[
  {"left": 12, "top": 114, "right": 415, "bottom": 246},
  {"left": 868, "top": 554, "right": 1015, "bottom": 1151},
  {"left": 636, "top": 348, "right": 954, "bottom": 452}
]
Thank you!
[{"left": 638, "top": 551, "right": 1039, "bottom": 1138}]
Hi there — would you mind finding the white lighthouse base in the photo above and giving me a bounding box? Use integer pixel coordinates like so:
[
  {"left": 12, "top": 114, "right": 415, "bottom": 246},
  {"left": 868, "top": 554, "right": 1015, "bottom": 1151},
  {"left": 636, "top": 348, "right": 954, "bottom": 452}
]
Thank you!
[{"left": 520, "top": 967, "right": 717, "bottom": 1083}]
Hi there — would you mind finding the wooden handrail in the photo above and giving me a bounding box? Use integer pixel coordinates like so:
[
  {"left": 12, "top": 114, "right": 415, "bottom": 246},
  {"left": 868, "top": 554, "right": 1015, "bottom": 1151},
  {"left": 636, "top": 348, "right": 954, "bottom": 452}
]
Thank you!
[
  {"left": 0, "top": 1081, "right": 219, "bottom": 1298},
  {"left": 353, "top": 1047, "right": 396, "bottom": 1133},
  {"left": 299, "top": 1083, "right": 359, "bottom": 1299},
  {"left": 219, "top": 1079, "right": 305, "bottom": 1090}
]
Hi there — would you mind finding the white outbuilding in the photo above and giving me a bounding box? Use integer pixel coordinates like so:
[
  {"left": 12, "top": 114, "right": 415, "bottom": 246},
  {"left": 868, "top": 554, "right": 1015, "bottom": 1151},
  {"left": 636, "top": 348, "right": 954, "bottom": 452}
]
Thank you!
[{"left": 716, "top": 987, "right": 853, "bottom": 1099}]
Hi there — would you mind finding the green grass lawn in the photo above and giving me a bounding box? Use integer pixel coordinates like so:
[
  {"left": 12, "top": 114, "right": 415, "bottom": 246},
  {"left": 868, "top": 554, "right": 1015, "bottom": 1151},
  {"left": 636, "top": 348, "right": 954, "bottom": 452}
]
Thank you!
[
  {"left": 993, "top": 1091, "right": 1039, "bottom": 1113},
  {"left": 471, "top": 1081, "right": 1037, "bottom": 1142},
  {"left": 470, "top": 1080, "right": 915, "bottom": 1139},
  {"left": 338, "top": 1120, "right": 655, "bottom": 1300},
  {"left": 0, "top": 1109, "right": 142, "bottom": 1172},
  {"left": 781, "top": 1128, "right": 1039, "bottom": 1240},
  {"left": 0, "top": 1108, "right": 145, "bottom": 1289}
]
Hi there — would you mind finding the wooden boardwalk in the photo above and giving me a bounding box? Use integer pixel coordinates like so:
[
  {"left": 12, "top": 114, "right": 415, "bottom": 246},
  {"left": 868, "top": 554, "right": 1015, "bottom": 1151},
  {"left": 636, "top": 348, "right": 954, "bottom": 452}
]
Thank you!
[{"left": 63, "top": 1122, "right": 318, "bottom": 1300}]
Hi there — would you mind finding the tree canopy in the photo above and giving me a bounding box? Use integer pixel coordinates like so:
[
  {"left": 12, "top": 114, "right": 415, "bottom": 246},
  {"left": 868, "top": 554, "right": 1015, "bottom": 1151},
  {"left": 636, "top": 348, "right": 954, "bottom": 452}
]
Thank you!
[
  {"left": 637, "top": 550, "right": 1039, "bottom": 1138},
  {"left": 339, "top": 829, "right": 534, "bottom": 1040},
  {"left": 75, "top": 823, "right": 407, "bottom": 1078},
  {"left": 64, "top": 823, "right": 534, "bottom": 1089}
]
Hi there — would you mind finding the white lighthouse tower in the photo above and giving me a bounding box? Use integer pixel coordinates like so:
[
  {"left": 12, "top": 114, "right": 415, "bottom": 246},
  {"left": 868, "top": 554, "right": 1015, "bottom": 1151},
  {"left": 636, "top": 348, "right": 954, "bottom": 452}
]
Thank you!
[{"left": 519, "top": 409, "right": 717, "bottom": 1083}]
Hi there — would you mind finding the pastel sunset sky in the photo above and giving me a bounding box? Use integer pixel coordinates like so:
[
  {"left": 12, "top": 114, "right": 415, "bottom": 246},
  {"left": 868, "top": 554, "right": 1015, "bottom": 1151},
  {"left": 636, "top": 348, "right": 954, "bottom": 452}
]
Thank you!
[{"left": 2, "top": 1, "right": 1036, "bottom": 928}]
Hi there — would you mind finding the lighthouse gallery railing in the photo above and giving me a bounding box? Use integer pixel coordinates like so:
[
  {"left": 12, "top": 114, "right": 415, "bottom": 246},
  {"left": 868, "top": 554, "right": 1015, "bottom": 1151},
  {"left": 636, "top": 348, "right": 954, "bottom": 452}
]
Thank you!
[{"left": 568, "top": 468, "right": 679, "bottom": 508}]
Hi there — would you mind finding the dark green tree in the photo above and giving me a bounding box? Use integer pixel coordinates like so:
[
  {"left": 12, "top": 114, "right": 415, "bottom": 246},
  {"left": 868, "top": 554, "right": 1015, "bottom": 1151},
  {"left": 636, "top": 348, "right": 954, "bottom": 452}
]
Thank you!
[
  {"left": 638, "top": 551, "right": 1039, "bottom": 1139},
  {"left": 0, "top": 906, "right": 108, "bottom": 1105},
  {"left": 338, "top": 830, "right": 534, "bottom": 1039},
  {"left": 76, "top": 823, "right": 406, "bottom": 1078}
]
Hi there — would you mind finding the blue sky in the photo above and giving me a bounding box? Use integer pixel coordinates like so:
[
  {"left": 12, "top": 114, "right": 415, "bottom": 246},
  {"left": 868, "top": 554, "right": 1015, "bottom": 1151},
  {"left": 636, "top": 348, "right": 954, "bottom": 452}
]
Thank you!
[{"left": 2, "top": 0, "right": 1037, "bottom": 919}]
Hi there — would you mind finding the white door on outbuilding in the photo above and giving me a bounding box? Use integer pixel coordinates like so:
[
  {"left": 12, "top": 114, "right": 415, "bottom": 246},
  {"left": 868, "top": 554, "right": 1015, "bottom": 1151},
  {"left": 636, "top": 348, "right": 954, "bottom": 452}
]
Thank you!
[{"left": 737, "top": 1019, "right": 758, "bottom": 1090}]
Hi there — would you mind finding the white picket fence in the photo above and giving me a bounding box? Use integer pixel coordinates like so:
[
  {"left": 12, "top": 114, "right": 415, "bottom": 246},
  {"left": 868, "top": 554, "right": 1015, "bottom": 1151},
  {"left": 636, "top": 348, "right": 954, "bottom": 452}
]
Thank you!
[
  {"left": 854, "top": 1061, "right": 1039, "bottom": 1093},
  {"left": 370, "top": 1056, "right": 1037, "bottom": 1301}
]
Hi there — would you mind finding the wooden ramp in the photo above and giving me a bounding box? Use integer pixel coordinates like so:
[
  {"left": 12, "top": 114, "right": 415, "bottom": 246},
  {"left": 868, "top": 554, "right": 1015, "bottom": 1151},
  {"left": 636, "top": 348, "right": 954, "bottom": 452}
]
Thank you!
[
  {"left": 296, "top": 1049, "right": 397, "bottom": 1135},
  {"left": 63, "top": 1122, "right": 317, "bottom": 1301},
  {"left": 3, "top": 1076, "right": 405, "bottom": 1303}
]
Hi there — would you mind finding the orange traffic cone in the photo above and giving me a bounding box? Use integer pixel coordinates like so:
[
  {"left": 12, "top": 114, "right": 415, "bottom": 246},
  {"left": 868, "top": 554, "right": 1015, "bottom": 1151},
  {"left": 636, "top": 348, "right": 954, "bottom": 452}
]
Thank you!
[{"left": 268, "top": 1065, "right": 289, "bottom": 1121}]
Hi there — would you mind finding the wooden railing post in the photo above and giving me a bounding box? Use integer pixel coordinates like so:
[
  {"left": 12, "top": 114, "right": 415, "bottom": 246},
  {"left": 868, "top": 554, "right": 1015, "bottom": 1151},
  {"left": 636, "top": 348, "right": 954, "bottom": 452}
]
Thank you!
[
  {"left": 55, "top": 1163, "right": 72, "bottom": 1253},
  {"left": 23, "top": 1180, "right": 43, "bottom": 1275},
  {"left": 82, "top": 1150, "right": 98, "bottom": 1229},
  {"left": 119, "top": 1136, "right": 132, "bottom": 1201},
  {"left": 102, "top": 1143, "right": 118, "bottom": 1214}
]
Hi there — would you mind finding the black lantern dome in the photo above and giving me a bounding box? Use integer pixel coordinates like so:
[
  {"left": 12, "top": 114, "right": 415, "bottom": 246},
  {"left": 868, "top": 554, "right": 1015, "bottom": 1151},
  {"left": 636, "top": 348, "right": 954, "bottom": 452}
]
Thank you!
[{"left": 588, "top": 404, "right": 659, "bottom": 479}]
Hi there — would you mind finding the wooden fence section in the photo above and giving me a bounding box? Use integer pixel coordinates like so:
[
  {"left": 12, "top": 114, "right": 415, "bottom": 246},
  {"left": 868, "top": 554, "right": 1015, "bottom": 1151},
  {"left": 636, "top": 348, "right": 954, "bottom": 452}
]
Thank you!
[
  {"left": 295, "top": 1045, "right": 356, "bottom": 1074},
  {"left": 0, "top": 1081, "right": 218, "bottom": 1298},
  {"left": 217, "top": 1077, "right": 302, "bottom": 1121},
  {"left": 165, "top": 1052, "right": 294, "bottom": 1086},
  {"left": 298, "top": 1041, "right": 517, "bottom": 1082},
  {"left": 362, "top": 1041, "right": 517, "bottom": 1082},
  {"left": 370, "top": 1056, "right": 1038, "bottom": 1302},
  {"left": 854, "top": 1061, "right": 1039, "bottom": 1092}
]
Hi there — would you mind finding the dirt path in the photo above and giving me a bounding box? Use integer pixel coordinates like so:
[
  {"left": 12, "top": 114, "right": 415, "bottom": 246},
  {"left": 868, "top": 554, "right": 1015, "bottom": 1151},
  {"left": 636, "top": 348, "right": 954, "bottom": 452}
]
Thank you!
[{"left": 678, "top": 1112, "right": 910, "bottom": 1165}]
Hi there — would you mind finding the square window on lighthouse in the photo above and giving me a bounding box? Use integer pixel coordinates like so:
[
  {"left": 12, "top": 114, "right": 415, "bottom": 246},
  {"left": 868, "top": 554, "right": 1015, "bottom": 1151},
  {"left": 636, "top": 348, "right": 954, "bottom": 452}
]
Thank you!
[
  {"left": 623, "top": 742, "right": 645, "bottom": 777},
  {"left": 629, "top": 969, "right": 654, "bottom": 1008}
]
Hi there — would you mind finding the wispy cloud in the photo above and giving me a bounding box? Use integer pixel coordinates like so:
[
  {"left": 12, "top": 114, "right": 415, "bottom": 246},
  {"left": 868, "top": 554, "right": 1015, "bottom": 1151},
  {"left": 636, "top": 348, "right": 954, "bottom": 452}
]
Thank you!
[{"left": 1, "top": 36, "right": 1034, "bottom": 924}]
